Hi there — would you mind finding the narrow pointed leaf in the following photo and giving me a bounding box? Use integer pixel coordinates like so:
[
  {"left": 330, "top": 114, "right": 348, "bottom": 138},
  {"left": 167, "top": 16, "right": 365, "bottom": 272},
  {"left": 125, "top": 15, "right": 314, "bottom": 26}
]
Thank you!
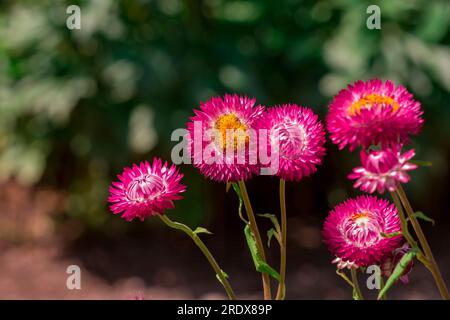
[
  {"left": 267, "top": 228, "right": 276, "bottom": 247},
  {"left": 231, "top": 183, "right": 247, "bottom": 223},
  {"left": 380, "top": 231, "right": 402, "bottom": 238},
  {"left": 258, "top": 213, "right": 281, "bottom": 234},
  {"left": 244, "top": 224, "right": 280, "bottom": 281},
  {"left": 413, "top": 211, "right": 435, "bottom": 226},
  {"left": 377, "top": 249, "right": 416, "bottom": 299},
  {"left": 193, "top": 227, "right": 213, "bottom": 235},
  {"left": 410, "top": 160, "right": 432, "bottom": 167}
]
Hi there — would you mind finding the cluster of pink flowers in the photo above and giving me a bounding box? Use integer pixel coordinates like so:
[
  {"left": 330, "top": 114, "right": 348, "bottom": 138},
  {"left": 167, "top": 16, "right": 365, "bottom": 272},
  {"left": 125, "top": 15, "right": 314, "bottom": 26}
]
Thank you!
[
  {"left": 106, "top": 78, "right": 427, "bottom": 299},
  {"left": 327, "top": 79, "right": 422, "bottom": 195},
  {"left": 108, "top": 93, "right": 327, "bottom": 221},
  {"left": 186, "top": 94, "right": 326, "bottom": 183},
  {"left": 323, "top": 78, "right": 424, "bottom": 273}
]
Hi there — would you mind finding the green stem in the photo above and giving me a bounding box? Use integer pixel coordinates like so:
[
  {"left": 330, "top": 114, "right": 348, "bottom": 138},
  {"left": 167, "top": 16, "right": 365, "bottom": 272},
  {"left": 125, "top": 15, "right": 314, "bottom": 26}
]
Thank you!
[
  {"left": 350, "top": 268, "right": 364, "bottom": 300},
  {"left": 395, "top": 185, "right": 449, "bottom": 300},
  {"left": 158, "top": 214, "right": 237, "bottom": 300},
  {"left": 275, "top": 179, "right": 287, "bottom": 300},
  {"left": 390, "top": 191, "right": 419, "bottom": 250},
  {"left": 390, "top": 191, "right": 430, "bottom": 267},
  {"left": 379, "top": 276, "right": 386, "bottom": 300},
  {"left": 238, "top": 180, "right": 272, "bottom": 300}
]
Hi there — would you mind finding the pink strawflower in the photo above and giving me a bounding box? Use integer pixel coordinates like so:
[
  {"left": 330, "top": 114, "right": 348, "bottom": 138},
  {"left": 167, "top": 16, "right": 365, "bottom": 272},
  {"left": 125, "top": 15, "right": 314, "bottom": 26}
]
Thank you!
[
  {"left": 256, "top": 104, "right": 326, "bottom": 181},
  {"left": 348, "top": 146, "right": 417, "bottom": 194},
  {"left": 327, "top": 79, "right": 424, "bottom": 151},
  {"left": 108, "top": 158, "right": 186, "bottom": 221},
  {"left": 186, "top": 94, "right": 264, "bottom": 182},
  {"left": 322, "top": 195, "right": 402, "bottom": 268}
]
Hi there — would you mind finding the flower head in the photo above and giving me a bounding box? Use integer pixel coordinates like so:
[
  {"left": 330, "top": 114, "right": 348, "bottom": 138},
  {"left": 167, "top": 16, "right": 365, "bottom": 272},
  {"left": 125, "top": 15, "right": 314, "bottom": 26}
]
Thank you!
[
  {"left": 108, "top": 158, "right": 186, "bottom": 221},
  {"left": 256, "top": 104, "right": 326, "bottom": 181},
  {"left": 348, "top": 146, "right": 417, "bottom": 194},
  {"left": 186, "top": 94, "right": 264, "bottom": 182},
  {"left": 327, "top": 79, "right": 424, "bottom": 151},
  {"left": 322, "top": 195, "right": 402, "bottom": 268}
]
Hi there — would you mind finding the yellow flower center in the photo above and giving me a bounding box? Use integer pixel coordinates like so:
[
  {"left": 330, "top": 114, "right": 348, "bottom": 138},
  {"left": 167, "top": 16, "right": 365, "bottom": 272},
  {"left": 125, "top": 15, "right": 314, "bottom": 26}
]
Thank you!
[
  {"left": 214, "top": 113, "right": 248, "bottom": 150},
  {"left": 348, "top": 94, "right": 399, "bottom": 116},
  {"left": 351, "top": 212, "right": 370, "bottom": 225}
]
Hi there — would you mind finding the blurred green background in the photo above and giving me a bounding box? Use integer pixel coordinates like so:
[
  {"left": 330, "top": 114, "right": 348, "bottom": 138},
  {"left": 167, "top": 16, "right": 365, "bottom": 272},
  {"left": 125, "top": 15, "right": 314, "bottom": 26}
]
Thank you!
[{"left": 0, "top": 0, "right": 449, "bottom": 299}]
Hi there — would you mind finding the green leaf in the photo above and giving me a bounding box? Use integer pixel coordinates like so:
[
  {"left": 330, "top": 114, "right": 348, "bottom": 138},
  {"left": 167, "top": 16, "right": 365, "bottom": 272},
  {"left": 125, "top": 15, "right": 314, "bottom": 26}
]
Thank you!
[
  {"left": 380, "top": 231, "right": 402, "bottom": 238},
  {"left": 377, "top": 248, "right": 416, "bottom": 300},
  {"left": 232, "top": 182, "right": 242, "bottom": 198},
  {"left": 225, "top": 182, "right": 232, "bottom": 192},
  {"left": 410, "top": 160, "right": 432, "bottom": 167},
  {"left": 193, "top": 227, "right": 213, "bottom": 235},
  {"left": 231, "top": 183, "right": 247, "bottom": 223},
  {"left": 258, "top": 213, "right": 281, "bottom": 234},
  {"left": 413, "top": 211, "right": 435, "bottom": 226},
  {"left": 257, "top": 262, "right": 280, "bottom": 281},
  {"left": 267, "top": 228, "right": 276, "bottom": 247},
  {"left": 259, "top": 213, "right": 281, "bottom": 247},
  {"left": 244, "top": 224, "right": 280, "bottom": 281}
]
